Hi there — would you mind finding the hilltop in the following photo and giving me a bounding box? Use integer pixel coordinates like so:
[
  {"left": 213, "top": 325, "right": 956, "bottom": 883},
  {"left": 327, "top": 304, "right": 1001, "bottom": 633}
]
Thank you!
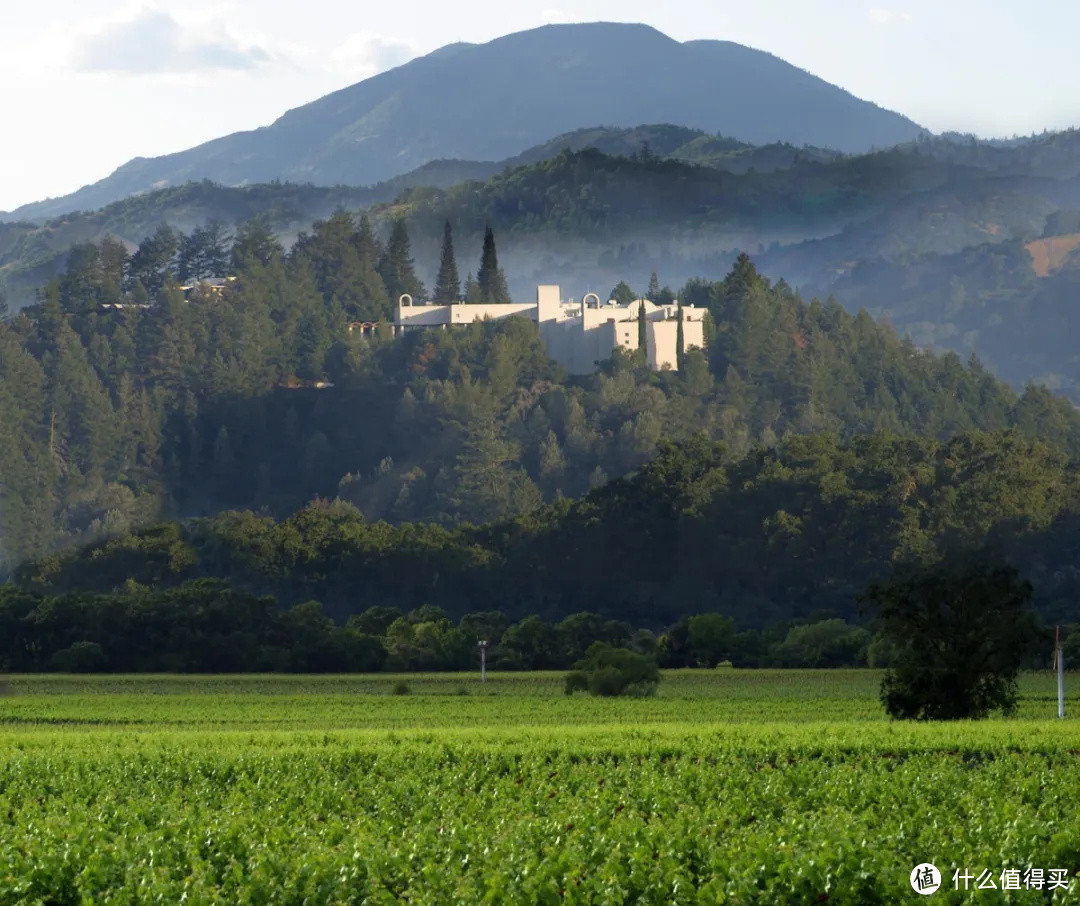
[{"left": 1, "top": 22, "right": 923, "bottom": 221}]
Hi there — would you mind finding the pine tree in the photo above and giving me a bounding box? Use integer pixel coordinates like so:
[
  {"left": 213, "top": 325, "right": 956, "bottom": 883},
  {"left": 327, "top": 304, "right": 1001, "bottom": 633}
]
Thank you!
[
  {"left": 378, "top": 219, "right": 426, "bottom": 303},
  {"left": 648, "top": 271, "right": 660, "bottom": 300},
  {"left": 433, "top": 220, "right": 461, "bottom": 304},
  {"left": 232, "top": 215, "right": 283, "bottom": 269},
  {"left": 353, "top": 216, "right": 392, "bottom": 321},
  {"left": 464, "top": 272, "right": 480, "bottom": 304},
  {"left": 476, "top": 226, "right": 510, "bottom": 303},
  {"left": 126, "top": 225, "right": 180, "bottom": 296},
  {"left": 451, "top": 414, "right": 520, "bottom": 523}
]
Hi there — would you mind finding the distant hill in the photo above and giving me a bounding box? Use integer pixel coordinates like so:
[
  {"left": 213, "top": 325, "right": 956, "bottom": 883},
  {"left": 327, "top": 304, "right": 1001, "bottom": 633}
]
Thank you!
[
  {"left": 0, "top": 182, "right": 381, "bottom": 309},
  {"left": 0, "top": 142, "right": 968, "bottom": 311},
  {"left": 10, "top": 127, "right": 1080, "bottom": 402},
  {"left": 1, "top": 22, "right": 924, "bottom": 221}
]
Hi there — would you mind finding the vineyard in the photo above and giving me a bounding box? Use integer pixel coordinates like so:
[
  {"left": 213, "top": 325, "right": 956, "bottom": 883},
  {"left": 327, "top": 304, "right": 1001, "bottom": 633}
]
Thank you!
[{"left": 2, "top": 671, "right": 1080, "bottom": 904}]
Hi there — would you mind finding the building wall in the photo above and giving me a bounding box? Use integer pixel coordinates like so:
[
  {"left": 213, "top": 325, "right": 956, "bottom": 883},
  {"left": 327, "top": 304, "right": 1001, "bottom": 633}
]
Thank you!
[
  {"left": 397, "top": 304, "right": 452, "bottom": 328},
  {"left": 449, "top": 302, "right": 535, "bottom": 323},
  {"left": 683, "top": 319, "right": 705, "bottom": 355},
  {"left": 647, "top": 321, "right": 678, "bottom": 370},
  {"left": 395, "top": 286, "right": 705, "bottom": 374}
]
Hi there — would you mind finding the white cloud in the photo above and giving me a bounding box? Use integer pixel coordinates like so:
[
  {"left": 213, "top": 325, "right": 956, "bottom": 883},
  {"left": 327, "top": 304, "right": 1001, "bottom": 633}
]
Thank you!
[
  {"left": 868, "top": 7, "right": 913, "bottom": 27},
  {"left": 71, "top": 5, "right": 272, "bottom": 73},
  {"left": 329, "top": 32, "right": 414, "bottom": 80}
]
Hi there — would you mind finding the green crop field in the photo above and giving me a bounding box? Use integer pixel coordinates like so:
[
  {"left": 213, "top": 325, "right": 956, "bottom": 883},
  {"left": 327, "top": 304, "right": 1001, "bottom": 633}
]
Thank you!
[{"left": 2, "top": 671, "right": 1080, "bottom": 904}]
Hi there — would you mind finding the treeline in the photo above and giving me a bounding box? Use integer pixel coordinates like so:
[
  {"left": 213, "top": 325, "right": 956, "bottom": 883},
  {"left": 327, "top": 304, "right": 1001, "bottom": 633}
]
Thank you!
[
  {"left": 16, "top": 430, "right": 1080, "bottom": 630},
  {"left": 798, "top": 236, "right": 1080, "bottom": 400},
  {"left": 3, "top": 221, "right": 1080, "bottom": 581},
  {"left": 393, "top": 146, "right": 984, "bottom": 239},
  {"left": 0, "top": 577, "right": 884, "bottom": 673}
]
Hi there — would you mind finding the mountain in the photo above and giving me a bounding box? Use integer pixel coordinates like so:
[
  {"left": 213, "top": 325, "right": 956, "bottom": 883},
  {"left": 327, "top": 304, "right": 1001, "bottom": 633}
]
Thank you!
[{"left": 1, "top": 22, "right": 924, "bottom": 222}]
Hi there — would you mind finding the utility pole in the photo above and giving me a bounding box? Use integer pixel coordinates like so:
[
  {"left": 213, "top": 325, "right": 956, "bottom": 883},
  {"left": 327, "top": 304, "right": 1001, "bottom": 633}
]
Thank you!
[
  {"left": 478, "top": 640, "right": 488, "bottom": 683},
  {"left": 1056, "top": 626, "right": 1065, "bottom": 719}
]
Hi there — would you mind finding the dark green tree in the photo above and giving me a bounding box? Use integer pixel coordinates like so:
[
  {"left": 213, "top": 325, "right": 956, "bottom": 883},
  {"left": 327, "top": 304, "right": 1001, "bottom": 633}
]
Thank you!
[
  {"left": 179, "top": 220, "right": 232, "bottom": 281},
  {"left": 476, "top": 226, "right": 509, "bottom": 303},
  {"left": 647, "top": 271, "right": 660, "bottom": 300},
  {"left": 433, "top": 220, "right": 461, "bottom": 304},
  {"left": 126, "top": 225, "right": 180, "bottom": 295},
  {"left": 232, "top": 214, "right": 283, "bottom": 268},
  {"left": 564, "top": 642, "right": 660, "bottom": 697},
  {"left": 686, "top": 613, "right": 735, "bottom": 667},
  {"left": 862, "top": 553, "right": 1041, "bottom": 719},
  {"left": 611, "top": 281, "right": 636, "bottom": 306},
  {"left": 378, "top": 219, "right": 426, "bottom": 304}
]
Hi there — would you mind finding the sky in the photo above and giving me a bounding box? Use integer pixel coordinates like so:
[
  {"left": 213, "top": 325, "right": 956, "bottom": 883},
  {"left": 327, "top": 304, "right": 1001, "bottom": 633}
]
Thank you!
[{"left": 2, "top": 0, "right": 1079, "bottom": 212}]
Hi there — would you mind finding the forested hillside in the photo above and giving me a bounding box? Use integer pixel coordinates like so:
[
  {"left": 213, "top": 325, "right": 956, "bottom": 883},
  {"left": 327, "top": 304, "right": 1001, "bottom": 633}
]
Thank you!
[
  {"left": 8, "top": 129, "right": 1080, "bottom": 401},
  {"left": 13, "top": 429, "right": 1080, "bottom": 637},
  {"left": 2, "top": 209, "right": 1078, "bottom": 580}
]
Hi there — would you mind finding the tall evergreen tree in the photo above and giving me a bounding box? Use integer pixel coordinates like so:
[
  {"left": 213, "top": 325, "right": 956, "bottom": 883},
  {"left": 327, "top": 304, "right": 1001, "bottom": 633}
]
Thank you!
[
  {"left": 179, "top": 220, "right": 233, "bottom": 282},
  {"left": 476, "top": 226, "right": 510, "bottom": 303},
  {"left": 126, "top": 225, "right": 180, "bottom": 296},
  {"left": 648, "top": 271, "right": 661, "bottom": 300},
  {"left": 354, "top": 216, "right": 392, "bottom": 321},
  {"left": 464, "top": 272, "right": 480, "bottom": 304},
  {"left": 433, "top": 220, "right": 461, "bottom": 304},
  {"left": 378, "top": 219, "right": 427, "bottom": 303},
  {"left": 637, "top": 299, "right": 647, "bottom": 356},
  {"left": 232, "top": 215, "right": 283, "bottom": 269}
]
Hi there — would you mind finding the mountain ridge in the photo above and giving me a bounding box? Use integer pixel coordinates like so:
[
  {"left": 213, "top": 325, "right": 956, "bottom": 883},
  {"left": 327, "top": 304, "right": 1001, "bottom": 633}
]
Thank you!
[{"left": 1, "top": 22, "right": 924, "bottom": 221}]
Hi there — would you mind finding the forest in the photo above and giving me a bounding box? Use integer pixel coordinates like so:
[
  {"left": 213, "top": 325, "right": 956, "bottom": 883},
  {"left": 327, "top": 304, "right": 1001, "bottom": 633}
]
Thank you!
[
  {"left": 4, "top": 211, "right": 1080, "bottom": 671},
  {"left": 6, "top": 428, "right": 1080, "bottom": 672},
  {"left": 4, "top": 212, "right": 1079, "bottom": 570}
]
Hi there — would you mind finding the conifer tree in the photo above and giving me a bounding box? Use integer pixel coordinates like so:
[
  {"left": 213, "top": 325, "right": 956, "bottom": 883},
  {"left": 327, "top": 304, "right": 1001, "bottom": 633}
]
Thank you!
[
  {"left": 648, "top": 271, "right": 661, "bottom": 300},
  {"left": 232, "top": 215, "right": 283, "bottom": 269},
  {"left": 353, "top": 215, "right": 391, "bottom": 321},
  {"left": 378, "top": 219, "right": 426, "bottom": 303},
  {"left": 476, "top": 226, "right": 510, "bottom": 303},
  {"left": 433, "top": 220, "right": 461, "bottom": 304},
  {"left": 464, "top": 272, "right": 480, "bottom": 303}
]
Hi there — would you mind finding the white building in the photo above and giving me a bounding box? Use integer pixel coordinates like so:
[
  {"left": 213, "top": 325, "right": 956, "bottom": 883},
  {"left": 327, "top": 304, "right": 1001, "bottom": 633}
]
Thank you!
[{"left": 394, "top": 285, "right": 706, "bottom": 374}]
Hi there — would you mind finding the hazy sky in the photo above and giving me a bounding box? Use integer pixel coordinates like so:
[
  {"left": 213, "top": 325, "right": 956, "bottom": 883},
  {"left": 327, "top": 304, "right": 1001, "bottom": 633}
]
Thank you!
[{"left": 2, "top": 0, "right": 1078, "bottom": 211}]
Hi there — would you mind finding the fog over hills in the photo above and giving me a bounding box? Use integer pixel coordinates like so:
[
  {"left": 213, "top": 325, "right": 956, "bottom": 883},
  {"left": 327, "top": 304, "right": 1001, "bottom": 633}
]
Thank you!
[{"left": 2, "top": 22, "right": 924, "bottom": 222}]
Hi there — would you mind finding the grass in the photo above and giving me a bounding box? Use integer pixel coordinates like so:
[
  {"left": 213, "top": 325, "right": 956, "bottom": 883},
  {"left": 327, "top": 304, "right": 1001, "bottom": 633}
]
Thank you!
[{"left": 2, "top": 670, "right": 1080, "bottom": 903}]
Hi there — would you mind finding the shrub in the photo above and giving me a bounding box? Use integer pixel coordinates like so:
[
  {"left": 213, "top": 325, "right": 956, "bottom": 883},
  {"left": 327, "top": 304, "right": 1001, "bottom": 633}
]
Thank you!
[
  {"left": 564, "top": 643, "right": 659, "bottom": 697},
  {"left": 391, "top": 680, "right": 411, "bottom": 696},
  {"left": 49, "top": 641, "right": 106, "bottom": 673},
  {"left": 563, "top": 671, "right": 588, "bottom": 695},
  {"left": 770, "top": 619, "right": 871, "bottom": 667}
]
